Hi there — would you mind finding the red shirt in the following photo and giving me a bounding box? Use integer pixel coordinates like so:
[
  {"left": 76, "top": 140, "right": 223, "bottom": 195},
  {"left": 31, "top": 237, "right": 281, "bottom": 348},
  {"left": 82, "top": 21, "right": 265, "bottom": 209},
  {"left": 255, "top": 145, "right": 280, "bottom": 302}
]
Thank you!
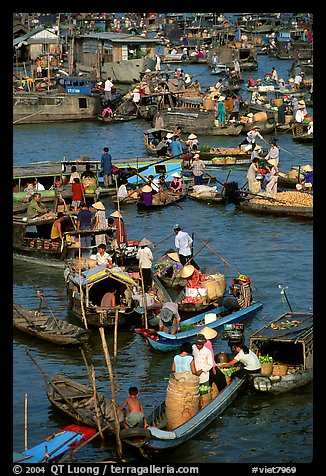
[
  {"left": 72, "top": 183, "right": 84, "bottom": 201},
  {"left": 187, "top": 268, "right": 200, "bottom": 288}
]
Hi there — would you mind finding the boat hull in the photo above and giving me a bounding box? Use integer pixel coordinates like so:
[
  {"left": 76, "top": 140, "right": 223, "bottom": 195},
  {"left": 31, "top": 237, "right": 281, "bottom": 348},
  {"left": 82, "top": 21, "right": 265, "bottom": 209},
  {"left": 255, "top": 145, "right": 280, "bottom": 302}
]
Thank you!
[
  {"left": 249, "top": 369, "right": 313, "bottom": 393},
  {"left": 238, "top": 200, "right": 313, "bottom": 220},
  {"left": 135, "top": 301, "right": 263, "bottom": 352}
]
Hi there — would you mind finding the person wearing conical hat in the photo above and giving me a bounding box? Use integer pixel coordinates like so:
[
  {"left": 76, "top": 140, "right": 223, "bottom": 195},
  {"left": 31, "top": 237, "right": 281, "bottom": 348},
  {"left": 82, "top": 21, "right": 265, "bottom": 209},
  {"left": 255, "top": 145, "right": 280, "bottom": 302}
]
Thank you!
[
  {"left": 92, "top": 201, "right": 107, "bottom": 246},
  {"left": 136, "top": 238, "right": 153, "bottom": 292},
  {"left": 301, "top": 165, "right": 313, "bottom": 190},
  {"left": 186, "top": 133, "right": 199, "bottom": 151},
  {"left": 138, "top": 184, "right": 153, "bottom": 207},
  {"left": 169, "top": 172, "right": 183, "bottom": 193},
  {"left": 180, "top": 264, "right": 201, "bottom": 288},
  {"left": 197, "top": 327, "right": 227, "bottom": 392},
  {"left": 110, "top": 210, "right": 127, "bottom": 245}
]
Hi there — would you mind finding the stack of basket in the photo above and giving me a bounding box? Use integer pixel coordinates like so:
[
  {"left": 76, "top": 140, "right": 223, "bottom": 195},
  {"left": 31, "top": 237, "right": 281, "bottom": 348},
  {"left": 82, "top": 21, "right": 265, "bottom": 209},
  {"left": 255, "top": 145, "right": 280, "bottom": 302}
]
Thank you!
[
  {"left": 165, "top": 373, "right": 200, "bottom": 430},
  {"left": 272, "top": 364, "right": 289, "bottom": 376}
]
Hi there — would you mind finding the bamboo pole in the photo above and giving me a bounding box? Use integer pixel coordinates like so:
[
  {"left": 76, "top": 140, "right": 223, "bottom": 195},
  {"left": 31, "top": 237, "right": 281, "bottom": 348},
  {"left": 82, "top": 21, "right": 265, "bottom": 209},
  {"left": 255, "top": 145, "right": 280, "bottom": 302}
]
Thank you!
[
  {"left": 90, "top": 364, "right": 104, "bottom": 440},
  {"left": 114, "top": 308, "right": 119, "bottom": 362},
  {"left": 99, "top": 328, "right": 123, "bottom": 460},
  {"left": 24, "top": 393, "right": 28, "bottom": 451},
  {"left": 139, "top": 264, "right": 148, "bottom": 329},
  {"left": 199, "top": 240, "right": 241, "bottom": 275},
  {"left": 78, "top": 238, "right": 89, "bottom": 329}
]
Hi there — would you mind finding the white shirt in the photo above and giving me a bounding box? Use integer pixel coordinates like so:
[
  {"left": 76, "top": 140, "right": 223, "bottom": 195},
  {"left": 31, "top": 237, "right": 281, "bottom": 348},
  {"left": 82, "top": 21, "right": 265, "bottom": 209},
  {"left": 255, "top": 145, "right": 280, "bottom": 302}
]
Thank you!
[
  {"left": 136, "top": 247, "right": 153, "bottom": 269},
  {"left": 295, "top": 109, "right": 305, "bottom": 123},
  {"left": 34, "top": 182, "right": 45, "bottom": 191},
  {"left": 234, "top": 349, "right": 261, "bottom": 371},
  {"left": 117, "top": 184, "right": 128, "bottom": 198},
  {"left": 175, "top": 230, "right": 192, "bottom": 257},
  {"left": 247, "top": 130, "right": 263, "bottom": 143},
  {"left": 294, "top": 74, "right": 302, "bottom": 85},
  {"left": 95, "top": 251, "right": 112, "bottom": 266},
  {"left": 131, "top": 92, "right": 140, "bottom": 103},
  {"left": 192, "top": 344, "right": 214, "bottom": 384},
  {"left": 104, "top": 79, "right": 113, "bottom": 92}
]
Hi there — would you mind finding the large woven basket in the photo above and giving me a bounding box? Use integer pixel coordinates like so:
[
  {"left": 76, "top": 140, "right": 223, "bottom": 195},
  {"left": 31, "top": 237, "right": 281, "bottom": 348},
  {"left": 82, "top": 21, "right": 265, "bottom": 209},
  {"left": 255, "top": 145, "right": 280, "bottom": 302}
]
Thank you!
[
  {"left": 272, "top": 364, "right": 289, "bottom": 376},
  {"left": 260, "top": 362, "right": 273, "bottom": 375}
]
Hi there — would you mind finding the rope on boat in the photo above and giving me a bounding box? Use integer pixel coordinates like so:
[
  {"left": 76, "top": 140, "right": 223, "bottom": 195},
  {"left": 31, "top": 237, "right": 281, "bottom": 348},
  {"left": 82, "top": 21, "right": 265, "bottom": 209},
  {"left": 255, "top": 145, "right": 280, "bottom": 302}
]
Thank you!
[{"left": 13, "top": 102, "right": 63, "bottom": 124}]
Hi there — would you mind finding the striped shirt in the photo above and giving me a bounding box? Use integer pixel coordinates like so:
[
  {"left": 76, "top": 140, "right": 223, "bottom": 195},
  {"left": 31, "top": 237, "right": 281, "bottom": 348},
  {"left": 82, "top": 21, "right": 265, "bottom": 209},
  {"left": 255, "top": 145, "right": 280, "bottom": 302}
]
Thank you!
[{"left": 237, "top": 283, "right": 252, "bottom": 308}]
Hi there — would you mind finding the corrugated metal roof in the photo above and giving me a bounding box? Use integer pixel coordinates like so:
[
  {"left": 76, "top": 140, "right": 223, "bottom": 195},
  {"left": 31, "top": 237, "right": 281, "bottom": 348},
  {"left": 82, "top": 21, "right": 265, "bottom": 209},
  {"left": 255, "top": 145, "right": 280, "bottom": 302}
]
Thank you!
[
  {"left": 76, "top": 32, "right": 158, "bottom": 44},
  {"left": 13, "top": 27, "right": 58, "bottom": 47}
]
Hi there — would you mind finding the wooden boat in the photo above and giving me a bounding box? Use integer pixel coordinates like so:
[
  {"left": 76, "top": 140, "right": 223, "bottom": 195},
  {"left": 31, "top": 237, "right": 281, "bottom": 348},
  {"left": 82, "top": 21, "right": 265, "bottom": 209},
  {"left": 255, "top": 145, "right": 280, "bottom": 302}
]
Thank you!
[
  {"left": 97, "top": 113, "right": 138, "bottom": 123},
  {"left": 65, "top": 264, "right": 138, "bottom": 327},
  {"left": 13, "top": 424, "right": 96, "bottom": 463},
  {"left": 137, "top": 190, "right": 187, "bottom": 210},
  {"left": 13, "top": 303, "right": 91, "bottom": 345},
  {"left": 238, "top": 197, "right": 313, "bottom": 220},
  {"left": 158, "top": 109, "right": 243, "bottom": 136},
  {"left": 187, "top": 188, "right": 225, "bottom": 204},
  {"left": 291, "top": 123, "right": 313, "bottom": 143},
  {"left": 241, "top": 119, "right": 276, "bottom": 134},
  {"left": 143, "top": 127, "right": 174, "bottom": 156},
  {"left": 28, "top": 354, "right": 124, "bottom": 435},
  {"left": 135, "top": 301, "right": 263, "bottom": 352},
  {"left": 120, "top": 374, "right": 247, "bottom": 454},
  {"left": 278, "top": 167, "right": 304, "bottom": 189},
  {"left": 198, "top": 146, "right": 251, "bottom": 163},
  {"left": 211, "top": 64, "right": 229, "bottom": 75},
  {"left": 249, "top": 311, "right": 313, "bottom": 393},
  {"left": 13, "top": 77, "right": 102, "bottom": 125},
  {"left": 13, "top": 212, "right": 114, "bottom": 268}
]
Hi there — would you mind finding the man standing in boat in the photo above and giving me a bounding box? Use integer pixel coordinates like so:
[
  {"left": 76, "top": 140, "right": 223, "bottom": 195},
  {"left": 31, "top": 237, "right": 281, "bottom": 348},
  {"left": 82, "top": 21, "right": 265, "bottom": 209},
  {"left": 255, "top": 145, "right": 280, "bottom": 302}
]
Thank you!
[
  {"left": 173, "top": 224, "right": 200, "bottom": 270},
  {"left": 101, "top": 147, "right": 113, "bottom": 187}
]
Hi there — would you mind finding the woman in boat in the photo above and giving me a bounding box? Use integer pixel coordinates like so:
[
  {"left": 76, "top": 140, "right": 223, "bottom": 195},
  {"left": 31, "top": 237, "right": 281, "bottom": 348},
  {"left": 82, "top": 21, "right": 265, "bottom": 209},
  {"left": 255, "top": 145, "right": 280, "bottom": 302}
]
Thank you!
[
  {"left": 92, "top": 201, "right": 107, "bottom": 246},
  {"left": 169, "top": 172, "right": 183, "bottom": 193},
  {"left": 172, "top": 342, "right": 197, "bottom": 375},
  {"left": 265, "top": 159, "right": 279, "bottom": 198},
  {"left": 180, "top": 264, "right": 201, "bottom": 288},
  {"left": 247, "top": 157, "right": 261, "bottom": 194},
  {"left": 197, "top": 327, "right": 227, "bottom": 392},
  {"left": 110, "top": 210, "right": 127, "bottom": 245},
  {"left": 138, "top": 184, "right": 153, "bottom": 207},
  {"left": 217, "top": 343, "right": 261, "bottom": 380},
  {"left": 136, "top": 238, "right": 153, "bottom": 292}
]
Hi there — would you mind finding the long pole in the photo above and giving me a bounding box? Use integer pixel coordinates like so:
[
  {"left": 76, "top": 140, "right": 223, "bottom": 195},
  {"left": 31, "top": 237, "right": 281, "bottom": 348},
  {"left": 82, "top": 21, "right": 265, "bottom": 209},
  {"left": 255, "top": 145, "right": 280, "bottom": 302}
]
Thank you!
[
  {"left": 99, "top": 328, "right": 124, "bottom": 460},
  {"left": 199, "top": 239, "right": 241, "bottom": 275},
  {"left": 139, "top": 264, "right": 148, "bottom": 329},
  {"left": 24, "top": 393, "right": 28, "bottom": 450},
  {"left": 90, "top": 364, "right": 104, "bottom": 440},
  {"left": 114, "top": 308, "right": 119, "bottom": 362}
]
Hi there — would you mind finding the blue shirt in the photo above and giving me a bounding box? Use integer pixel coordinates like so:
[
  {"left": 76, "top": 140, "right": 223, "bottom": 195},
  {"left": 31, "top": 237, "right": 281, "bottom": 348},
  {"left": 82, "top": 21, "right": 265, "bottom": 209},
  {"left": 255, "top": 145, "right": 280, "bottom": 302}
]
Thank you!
[
  {"left": 101, "top": 152, "right": 112, "bottom": 175},
  {"left": 169, "top": 140, "right": 184, "bottom": 157},
  {"left": 77, "top": 209, "right": 93, "bottom": 229},
  {"left": 173, "top": 354, "right": 194, "bottom": 373}
]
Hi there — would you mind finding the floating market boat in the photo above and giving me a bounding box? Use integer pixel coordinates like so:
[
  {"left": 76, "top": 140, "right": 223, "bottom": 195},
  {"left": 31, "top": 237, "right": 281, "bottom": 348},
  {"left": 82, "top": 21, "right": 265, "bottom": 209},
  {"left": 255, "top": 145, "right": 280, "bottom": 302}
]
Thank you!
[
  {"left": 64, "top": 265, "right": 138, "bottom": 327},
  {"left": 238, "top": 191, "right": 313, "bottom": 220},
  {"left": 13, "top": 77, "right": 102, "bottom": 125},
  {"left": 13, "top": 424, "right": 96, "bottom": 463},
  {"left": 97, "top": 113, "right": 138, "bottom": 123},
  {"left": 28, "top": 352, "right": 124, "bottom": 435},
  {"left": 143, "top": 127, "right": 174, "bottom": 156},
  {"left": 196, "top": 146, "right": 252, "bottom": 166},
  {"left": 135, "top": 301, "right": 263, "bottom": 352},
  {"left": 291, "top": 123, "right": 313, "bottom": 142},
  {"left": 186, "top": 186, "right": 225, "bottom": 204},
  {"left": 137, "top": 190, "right": 187, "bottom": 210},
  {"left": 13, "top": 303, "right": 91, "bottom": 345},
  {"left": 119, "top": 374, "right": 247, "bottom": 454},
  {"left": 249, "top": 311, "right": 313, "bottom": 393},
  {"left": 158, "top": 110, "right": 243, "bottom": 136}
]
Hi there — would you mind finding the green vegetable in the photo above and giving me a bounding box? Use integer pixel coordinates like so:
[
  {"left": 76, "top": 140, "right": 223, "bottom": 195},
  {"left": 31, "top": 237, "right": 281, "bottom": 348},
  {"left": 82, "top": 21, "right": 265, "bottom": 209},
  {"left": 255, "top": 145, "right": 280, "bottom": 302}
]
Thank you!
[{"left": 259, "top": 355, "right": 273, "bottom": 363}]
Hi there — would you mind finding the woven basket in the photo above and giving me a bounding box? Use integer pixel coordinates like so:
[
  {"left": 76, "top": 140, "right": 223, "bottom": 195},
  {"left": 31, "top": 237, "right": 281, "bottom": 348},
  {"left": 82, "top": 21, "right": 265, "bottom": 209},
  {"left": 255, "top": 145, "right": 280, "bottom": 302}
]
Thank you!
[
  {"left": 260, "top": 362, "right": 273, "bottom": 375},
  {"left": 272, "top": 364, "right": 289, "bottom": 376}
]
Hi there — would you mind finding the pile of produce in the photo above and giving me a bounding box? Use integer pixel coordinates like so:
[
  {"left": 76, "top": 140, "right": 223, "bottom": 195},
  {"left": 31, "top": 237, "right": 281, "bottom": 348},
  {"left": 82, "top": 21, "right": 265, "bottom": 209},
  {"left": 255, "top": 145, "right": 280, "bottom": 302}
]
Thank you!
[
  {"left": 199, "top": 385, "right": 212, "bottom": 395},
  {"left": 182, "top": 296, "right": 204, "bottom": 304},
  {"left": 259, "top": 355, "right": 273, "bottom": 363},
  {"left": 250, "top": 191, "right": 313, "bottom": 207}
]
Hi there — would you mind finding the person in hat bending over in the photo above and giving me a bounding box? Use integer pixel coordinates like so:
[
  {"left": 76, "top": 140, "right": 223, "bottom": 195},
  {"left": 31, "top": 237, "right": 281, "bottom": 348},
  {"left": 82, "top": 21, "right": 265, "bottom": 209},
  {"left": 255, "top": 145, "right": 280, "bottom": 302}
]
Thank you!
[
  {"left": 136, "top": 238, "right": 153, "bottom": 292},
  {"left": 239, "top": 126, "right": 264, "bottom": 151},
  {"left": 92, "top": 201, "right": 107, "bottom": 246},
  {"left": 138, "top": 184, "right": 153, "bottom": 207},
  {"left": 217, "top": 343, "right": 261, "bottom": 380},
  {"left": 169, "top": 172, "right": 183, "bottom": 193},
  {"left": 180, "top": 264, "right": 201, "bottom": 288},
  {"left": 158, "top": 302, "right": 181, "bottom": 334},
  {"left": 192, "top": 335, "right": 214, "bottom": 386},
  {"left": 197, "top": 327, "right": 227, "bottom": 392},
  {"left": 173, "top": 224, "right": 200, "bottom": 269}
]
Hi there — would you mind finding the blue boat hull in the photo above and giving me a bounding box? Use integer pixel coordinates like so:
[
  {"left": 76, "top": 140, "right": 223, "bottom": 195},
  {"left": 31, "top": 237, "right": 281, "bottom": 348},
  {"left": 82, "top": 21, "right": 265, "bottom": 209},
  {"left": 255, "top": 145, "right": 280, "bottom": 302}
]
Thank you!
[{"left": 136, "top": 301, "right": 263, "bottom": 352}]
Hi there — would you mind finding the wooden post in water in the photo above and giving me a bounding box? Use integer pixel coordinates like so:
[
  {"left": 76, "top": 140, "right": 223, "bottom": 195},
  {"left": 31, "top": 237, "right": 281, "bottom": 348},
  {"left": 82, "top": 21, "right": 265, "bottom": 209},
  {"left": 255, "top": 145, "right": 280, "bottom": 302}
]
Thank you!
[
  {"left": 78, "top": 237, "right": 88, "bottom": 329},
  {"left": 114, "top": 308, "right": 119, "bottom": 362},
  {"left": 99, "top": 327, "right": 124, "bottom": 460},
  {"left": 139, "top": 264, "right": 148, "bottom": 329},
  {"left": 24, "top": 393, "right": 28, "bottom": 450},
  {"left": 90, "top": 364, "right": 104, "bottom": 440}
]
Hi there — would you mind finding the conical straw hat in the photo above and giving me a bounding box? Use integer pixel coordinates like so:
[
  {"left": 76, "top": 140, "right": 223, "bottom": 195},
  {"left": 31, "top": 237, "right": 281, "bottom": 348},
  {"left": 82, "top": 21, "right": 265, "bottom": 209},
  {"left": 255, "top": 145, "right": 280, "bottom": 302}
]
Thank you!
[
  {"left": 180, "top": 264, "right": 195, "bottom": 278},
  {"left": 198, "top": 326, "right": 218, "bottom": 340}
]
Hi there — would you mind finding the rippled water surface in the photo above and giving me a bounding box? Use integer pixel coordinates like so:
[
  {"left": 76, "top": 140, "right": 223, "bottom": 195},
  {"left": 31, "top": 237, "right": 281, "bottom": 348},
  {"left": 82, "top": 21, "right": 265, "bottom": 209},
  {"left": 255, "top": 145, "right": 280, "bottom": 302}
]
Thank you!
[{"left": 12, "top": 53, "right": 313, "bottom": 464}]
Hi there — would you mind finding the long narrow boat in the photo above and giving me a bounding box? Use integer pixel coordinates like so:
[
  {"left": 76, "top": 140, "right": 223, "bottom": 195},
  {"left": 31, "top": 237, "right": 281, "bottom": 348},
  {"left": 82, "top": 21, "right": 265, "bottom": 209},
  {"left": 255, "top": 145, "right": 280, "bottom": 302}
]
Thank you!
[
  {"left": 238, "top": 198, "right": 313, "bottom": 220},
  {"left": 13, "top": 425, "right": 96, "bottom": 463},
  {"left": 137, "top": 190, "right": 187, "bottom": 210},
  {"left": 13, "top": 303, "right": 91, "bottom": 346},
  {"left": 249, "top": 311, "right": 313, "bottom": 393},
  {"left": 197, "top": 147, "right": 252, "bottom": 167},
  {"left": 27, "top": 352, "right": 125, "bottom": 436},
  {"left": 135, "top": 301, "right": 263, "bottom": 352},
  {"left": 120, "top": 375, "right": 247, "bottom": 454},
  {"left": 186, "top": 188, "right": 225, "bottom": 204}
]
